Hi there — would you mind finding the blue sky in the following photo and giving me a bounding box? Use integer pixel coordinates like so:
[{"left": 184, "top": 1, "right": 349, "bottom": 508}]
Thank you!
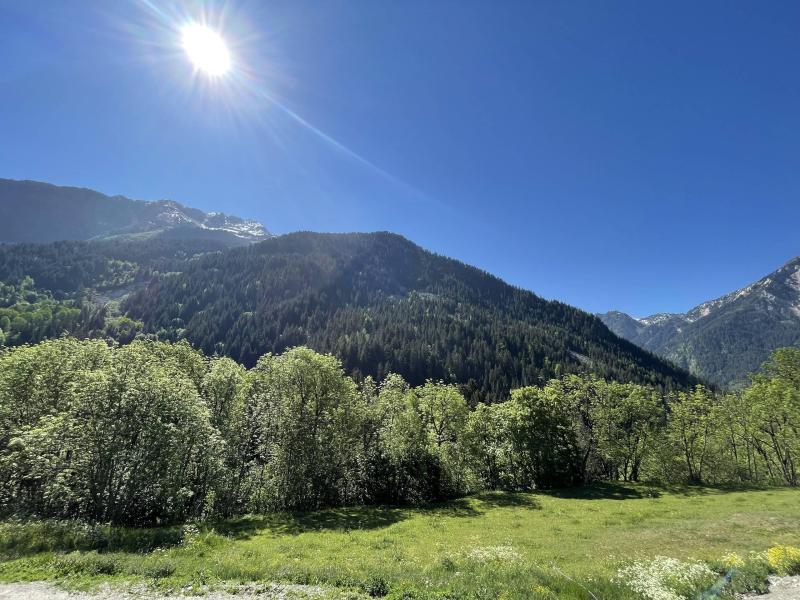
[{"left": 1, "top": 1, "right": 799, "bottom": 316}]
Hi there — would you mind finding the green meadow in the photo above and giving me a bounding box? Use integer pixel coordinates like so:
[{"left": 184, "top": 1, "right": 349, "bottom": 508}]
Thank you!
[{"left": 2, "top": 484, "right": 799, "bottom": 599}]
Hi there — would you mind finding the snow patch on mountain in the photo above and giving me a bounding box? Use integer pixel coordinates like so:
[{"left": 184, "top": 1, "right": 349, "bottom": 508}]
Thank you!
[
  {"left": 148, "top": 201, "right": 271, "bottom": 242},
  {"left": 789, "top": 268, "right": 800, "bottom": 292},
  {"left": 638, "top": 313, "right": 684, "bottom": 326},
  {"left": 599, "top": 254, "right": 800, "bottom": 386}
]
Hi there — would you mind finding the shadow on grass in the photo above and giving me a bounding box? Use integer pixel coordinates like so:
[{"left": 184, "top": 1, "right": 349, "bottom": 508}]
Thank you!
[
  {"left": 541, "top": 481, "right": 776, "bottom": 501},
  {"left": 3, "top": 483, "right": 781, "bottom": 558},
  {"left": 543, "top": 482, "right": 662, "bottom": 500},
  {"left": 472, "top": 491, "right": 541, "bottom": 509},
  {"left": 214, "top": 496, "right": 487, "bottom": 541},
  {"left": 652, "top": 482, "right": 773, "bottom": 496}
]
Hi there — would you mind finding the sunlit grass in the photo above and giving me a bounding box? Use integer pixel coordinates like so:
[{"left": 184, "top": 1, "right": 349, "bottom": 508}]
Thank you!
[{"left": 1, "top": 483, "right": 799, "bottom": 599}]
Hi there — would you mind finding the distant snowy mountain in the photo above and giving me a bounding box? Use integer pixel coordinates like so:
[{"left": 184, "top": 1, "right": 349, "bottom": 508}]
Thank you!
[
  {"left": 0, "top": 179, "right": 271, "bottom": 246},
  {"left": 599, "top": 257, "right": 800, "bottom": 387}
]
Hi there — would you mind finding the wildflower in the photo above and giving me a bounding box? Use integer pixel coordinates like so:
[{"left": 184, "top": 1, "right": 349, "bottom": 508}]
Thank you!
[
  {"left": 766, "top": 545, "right": 800, "bottom": 576},
  {"left": 466, "top": 545, "right": 521, "bottom": 564},
  {"left": 616, "top": 556, "right": 717, "bottom": 600},
  {"left": 181, "top": 523, "right": 201, "bottom": 547},
  {"left": 720, "top": 552, "right": 744, "bottom": 569}
]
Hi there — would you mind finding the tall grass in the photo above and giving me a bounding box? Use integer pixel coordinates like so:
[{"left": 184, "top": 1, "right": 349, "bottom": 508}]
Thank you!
[{"left": 0, "top": 520, "right": 184, "bottom": 557}]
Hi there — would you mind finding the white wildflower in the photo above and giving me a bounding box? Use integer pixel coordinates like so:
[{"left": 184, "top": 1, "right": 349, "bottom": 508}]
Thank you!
[
  {"left": 615, "top": 556, "right": 717, "bottom": 600},
  {"left": 467, "top": 545, "right": 521, "bottom": 564},
  {"left": 181, "top": 523, "right": 201, "bottom": 547}
]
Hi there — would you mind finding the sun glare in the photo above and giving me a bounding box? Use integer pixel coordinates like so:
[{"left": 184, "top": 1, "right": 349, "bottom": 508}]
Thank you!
[{"left": 181, "top": 23, "right": 231, "bottom": 76}]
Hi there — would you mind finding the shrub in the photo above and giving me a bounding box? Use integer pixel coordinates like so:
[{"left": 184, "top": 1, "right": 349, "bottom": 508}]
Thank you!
[
  {"left": 727, "top": 554, "right": 771, "bottom": 596},
  {"left": 51, "top": 551, "right": 121, "bottom": 576},
  {"left": 766, "top": 545, "right": 800, "bottom": 576},
  {"left": 143, "top": 560, "right": 177, "bottom": 579},
  {"left": 616, "top": 556, "right": 718, "bottom": 600},
  {"left": 362, "top": 575, "right": 390, "bottom": 597}
]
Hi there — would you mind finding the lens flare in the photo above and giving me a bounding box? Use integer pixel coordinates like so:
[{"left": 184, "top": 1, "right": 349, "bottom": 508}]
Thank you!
[{"left": 181, "top": 23, "right": 231, "bottom": 76}]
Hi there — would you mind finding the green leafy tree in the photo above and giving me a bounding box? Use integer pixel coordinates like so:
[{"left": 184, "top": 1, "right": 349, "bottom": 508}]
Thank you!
[
  {"left": 505, "top": 386, "right": 581, "bottom": 488},
  {"left": 666, "top": 386, "right": 715, "bottom": 483},
  {"left": 593, "top": 382, "right": 662, "bottom": 482},
  {"left": 243, "top": 347, "right": 365, "bottom": 511},
  {"left": 744, "top": 349, "right": 800, "bottom": 485}
]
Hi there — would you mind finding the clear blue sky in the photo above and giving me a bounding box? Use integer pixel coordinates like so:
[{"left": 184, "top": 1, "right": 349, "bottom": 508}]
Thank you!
[{"left": 1, "top": 1, "right": 799, "bottom": 316}]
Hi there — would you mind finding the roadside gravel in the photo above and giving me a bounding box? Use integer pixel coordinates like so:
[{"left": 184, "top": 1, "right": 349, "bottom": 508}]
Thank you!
[
  {"left": 741, "top": 576, "right": 800, "bottom": 599},
  {"left": 5, "top": 577, "right": 799, "bottom": 599},
  {"left": 0, "top": 582, "right": 331, "bottom": 599}
]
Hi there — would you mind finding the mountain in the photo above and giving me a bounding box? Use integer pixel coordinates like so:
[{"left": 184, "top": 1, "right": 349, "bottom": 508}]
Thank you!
[
  {"left": 121, "top": 231, "right": 696, "bottom": 399},
  {"left": 0, "top": 179, "right": 696, "bottom": 398},
  {"left": 0, "top": 178, "right": 270, "bottom": 246},
  {"left": 599, "top": 257, "right": 800, "bottom": 387},
  {"left": 0, "top": 232, "right": 695, "bottom": 401}
]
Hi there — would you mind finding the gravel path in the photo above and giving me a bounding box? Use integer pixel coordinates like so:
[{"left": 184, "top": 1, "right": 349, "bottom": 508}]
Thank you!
[
  {"left": 4, "top": 577, "right": 800, "bottom": 599},
  {"left": 741, "top": 576, "right": 800, "bottom": 599},
  {"left": 0, "top": 582, "right": 329, "bottom": 599}
]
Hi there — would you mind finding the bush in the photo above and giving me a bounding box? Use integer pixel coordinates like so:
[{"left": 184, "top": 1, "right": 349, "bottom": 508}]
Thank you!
[
  {"left": 729, "top": 557, "right": 771, "bottom": 596},
  {"left": 143, "top": 560, "right": 177, "bottom": 579},
  {"left": 767, "top": 545, "right": 800, "bottom": 576},
  {"left": 51, "top": 551, "right": 121, "bottom": 576},
  {"left": 362, "top": 575, "right": 389, "bottom": 597},
  {"left": 615, "top": 556, "right": 718, "bottom": 600}
]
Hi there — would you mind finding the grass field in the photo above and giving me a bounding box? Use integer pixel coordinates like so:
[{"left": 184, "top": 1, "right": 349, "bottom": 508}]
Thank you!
[{"left": 1, "top": 483, "right": 799, "bottom": 599}]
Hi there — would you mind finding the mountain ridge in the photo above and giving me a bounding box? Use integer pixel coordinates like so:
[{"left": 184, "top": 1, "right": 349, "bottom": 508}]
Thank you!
[
  {"left": 599, "top": 256, "right": 800, "bottom": 386},
  {"left": 0, "top": 178, "right": 271, "bottom": 246}
]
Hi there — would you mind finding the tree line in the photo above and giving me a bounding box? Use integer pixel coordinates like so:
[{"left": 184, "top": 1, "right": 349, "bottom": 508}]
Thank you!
[{"left": 0, "top": 338, "right": 797, "bottom": 526}]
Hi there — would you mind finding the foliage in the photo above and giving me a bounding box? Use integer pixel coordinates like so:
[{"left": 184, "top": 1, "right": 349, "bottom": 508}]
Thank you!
[
  {"left": 615, "top": 556, "right": 718, "bottom": 600},
  {"left": 1, "top": 340, "right": 799, "bottom": 526},
  {"left": 0, "top": 233, "right": 697, "bottom": 402},
  {"left": 766, "top": 544, "right": 800, "bottom": 575},
  {"left": 0, "top": 279, "right": 82, "bottom": 346},
  {"left": 0, "top": 239, "right": 225, "bottom": 295},
  {"left": 0, "top": 339, "right": 220, "bottom": 525}
]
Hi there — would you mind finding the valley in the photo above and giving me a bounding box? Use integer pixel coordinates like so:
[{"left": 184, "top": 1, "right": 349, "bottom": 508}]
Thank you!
[
  {"left": 4, "top": 3, "right": 799, "bottom": 598},
  {"left": 600, "top": 257, "right": 800, "bottom": 387},
  {"left": 0, "top": 181, "right": 799, "bottom": 600}
]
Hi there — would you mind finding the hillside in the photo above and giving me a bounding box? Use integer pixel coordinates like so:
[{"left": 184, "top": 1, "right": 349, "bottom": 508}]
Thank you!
[
  {"left": 0, "top": 179, "right": 271, "bottom": 246},
  {"left": 121, "top": 231, "right": 695, "bottom": 398},
  {"left": 0, "top": 232, "right": 694, "bottom": 399},
  {"left": 600, "top": 257, "right": 800, "bottom": 386}
]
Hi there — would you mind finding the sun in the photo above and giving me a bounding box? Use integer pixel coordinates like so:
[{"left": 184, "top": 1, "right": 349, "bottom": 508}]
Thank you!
[{"left": 181, "top": 23, "right": 231, "bottom": 76}]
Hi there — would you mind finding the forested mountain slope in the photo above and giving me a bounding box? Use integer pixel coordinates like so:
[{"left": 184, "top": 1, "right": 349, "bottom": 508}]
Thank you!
[
  {"left": 599, "top": 257, "right": 800, "bottom": 387},
  {"left": 120, "top": 232, "right": 695, "bottom": 399},
  {"left": 0, "top": 238, "right": 229, "bottom": 347},
  {"left": 0, "top": 178, "right": 270, "bottom": 246}
]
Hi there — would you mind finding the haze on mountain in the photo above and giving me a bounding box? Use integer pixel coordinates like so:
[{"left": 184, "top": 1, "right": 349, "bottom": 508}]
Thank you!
[
  {"left": 0, "top": 178, "right": 271, "bottom": 247},
  {"left": 600, "top": 257, "right": 800, "bottom": 387}
]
